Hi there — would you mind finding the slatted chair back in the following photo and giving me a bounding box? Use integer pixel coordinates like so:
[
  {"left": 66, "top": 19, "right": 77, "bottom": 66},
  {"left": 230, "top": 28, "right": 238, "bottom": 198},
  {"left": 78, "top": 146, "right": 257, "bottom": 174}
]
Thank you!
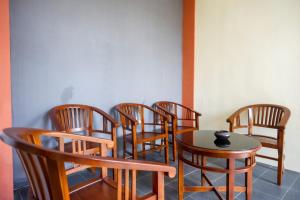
[
  {"left": 1, "top": 128, "right": 176, "bottom": 200},
  {"left": 49, "top": 104, "right": 115, "bottom": 135},
  {"left": 49, "top": 104, "right": 92, "bottom": 134},
  {"left": 154, "top": 101, "right": 201, "bottom": 127},
  {"left": 116, "top": 103, "right": 154, "bottom": 132},
  {"left": 49, "top": 104, "right": 118, "bottom": 168},
  {"left": 227, "top": 104, "right": 290, "bottom": 135}
]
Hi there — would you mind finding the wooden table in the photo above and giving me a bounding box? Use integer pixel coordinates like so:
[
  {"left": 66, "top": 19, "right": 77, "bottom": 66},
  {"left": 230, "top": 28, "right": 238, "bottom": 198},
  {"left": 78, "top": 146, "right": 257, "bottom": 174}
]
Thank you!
[{"left": 176, "top": 130, "right": 261, "bottom": 200}]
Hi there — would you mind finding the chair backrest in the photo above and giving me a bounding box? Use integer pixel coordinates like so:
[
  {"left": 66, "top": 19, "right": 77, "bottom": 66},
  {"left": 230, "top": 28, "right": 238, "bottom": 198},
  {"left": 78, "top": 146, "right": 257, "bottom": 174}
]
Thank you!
[
  {"left": 116, "top": 103, "right": 156, "bottom": 130},
  {"left": 155, "top": 101, "right": 198, "bottom": 120},
  {"left": 155, "top": 101, "right": 177, "bottom": 116},
  {"left": 1, "top": 128, "right": 175, "bottom": 200},
  {"left": 116, "top": 103, "right": 144, "bottom": 123},
  {"left": 228, "top": 104, "right": 291, "bottom": 132},
  {"left": 248, "top": 105, "right": 290, "bottom": 129},
  {"left": 154, "top": 101, "right": 201, "bottom": 129},
  {"left": 49, "top": 104, "right": 93, "bottom": 134}
]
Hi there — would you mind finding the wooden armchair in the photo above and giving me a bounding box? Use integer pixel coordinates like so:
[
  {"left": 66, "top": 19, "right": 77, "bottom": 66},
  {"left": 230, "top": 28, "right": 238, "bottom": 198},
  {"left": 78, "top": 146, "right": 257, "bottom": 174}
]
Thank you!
[
  {"left": 226, "top": 104, "right": 291, "bottom": 185},
  {"left": 1, "top": 128, "right": 176, "bottom": 200},
  {"left": 49, "top": 104, "right": 119, "bottom": 172},
  {"left": 153, "top": 101, "right": 201, "bottom": 161},
  {"left": 115, "top": 103, "right": 169, "bottom": 164}
]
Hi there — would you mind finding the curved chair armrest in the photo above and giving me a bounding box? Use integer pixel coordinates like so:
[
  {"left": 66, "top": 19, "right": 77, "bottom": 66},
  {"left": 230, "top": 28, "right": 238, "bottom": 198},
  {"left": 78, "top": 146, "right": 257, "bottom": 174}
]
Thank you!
[
  {"left": 155, "top": 105, "right": 177, "bottom": 120},
  {"left": 277, "top": 109, "right": 291, "bottom": 130},
  {"left": 144, "top": 105, "right": 169, "bottom": 121},
  {"left": 116, "top": 108, "right": 139, "bottom": 125},
  {"left": 195, "top": 111, "right": 202, "bottom": 117},
  {"left": 226, "top": 106, "right": 249, "bottom": 124},
  {"left": 175, "top": 103, "right": 202, "bottom": 117},
  {"left": 91, "top": 106, "right": 119, "bottom": 128},
  {"left": 226, "top": 114, "right": 236, "bottom": 124}
]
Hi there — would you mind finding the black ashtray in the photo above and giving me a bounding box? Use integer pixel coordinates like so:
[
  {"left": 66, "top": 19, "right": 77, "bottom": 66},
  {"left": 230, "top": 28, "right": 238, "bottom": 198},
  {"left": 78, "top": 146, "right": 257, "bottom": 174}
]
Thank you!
[
  {"left": 214, "top": 138, "right": 231, "bottom": 148},
  {"left": 214, "top": 130, "right": 230, "bottom": 140}
]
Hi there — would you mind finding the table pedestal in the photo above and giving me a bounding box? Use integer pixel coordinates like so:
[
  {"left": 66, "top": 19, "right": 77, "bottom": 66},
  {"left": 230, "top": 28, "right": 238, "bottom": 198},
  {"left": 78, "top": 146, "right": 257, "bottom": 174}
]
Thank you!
[{"left": 178, "top": 148, "right": 256, "bottom": 200}]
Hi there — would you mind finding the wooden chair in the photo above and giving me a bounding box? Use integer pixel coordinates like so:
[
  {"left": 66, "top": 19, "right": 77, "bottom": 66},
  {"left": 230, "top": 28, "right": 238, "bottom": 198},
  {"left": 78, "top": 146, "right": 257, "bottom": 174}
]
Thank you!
[
  {"left": 115, "top": 103, "right": 169, "bottom": 164},
  {"left": 226, "top": 104, "right": 291, "bottom": 185},
  {"left": 49, "top": 104, "right": 119, "bottom": 174},
  {"left": 1, "top": 128, "right": 176, "bottom": 200},
  {"left": 154, "top": 101, "right": 201, "bottom": 161}
]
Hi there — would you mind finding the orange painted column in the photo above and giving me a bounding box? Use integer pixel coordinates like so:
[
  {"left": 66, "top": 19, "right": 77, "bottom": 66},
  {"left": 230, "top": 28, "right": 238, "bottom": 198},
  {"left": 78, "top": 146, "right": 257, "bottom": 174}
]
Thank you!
[
  {"left": 182, "top": 0, "right": 195, "bottom": 109},
  {"left": 0, "top": 0, "right": 13, "bottom": 199}
]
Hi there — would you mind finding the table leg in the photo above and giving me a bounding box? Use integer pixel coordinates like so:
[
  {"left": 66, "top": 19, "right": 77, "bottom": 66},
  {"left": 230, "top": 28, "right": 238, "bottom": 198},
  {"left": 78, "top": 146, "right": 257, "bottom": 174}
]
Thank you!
[
  {"left": 201, "top": 156, "right": 206, "bottom": 186},
  {"left": 178, "top": 157, "right": 184, "bottom": 200},
  {"left": 245, "top": 157, "right": 253, "bottom": 200},
  {"left": 226, "top": 158, "right": 235, "bottom": 200}
]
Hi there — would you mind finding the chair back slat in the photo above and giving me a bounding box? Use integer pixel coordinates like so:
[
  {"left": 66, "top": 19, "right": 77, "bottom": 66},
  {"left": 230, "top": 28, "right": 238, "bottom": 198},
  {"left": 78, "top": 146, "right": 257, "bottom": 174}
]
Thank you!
[
  {"left": 17, "top": 150, "right": 53, "bottom": 200},
  {"left": 247, "top": 108, "right": 254, "bottom": 135},
  {"left": 159, "top": 102, "right": 176, "bottom": 114}
]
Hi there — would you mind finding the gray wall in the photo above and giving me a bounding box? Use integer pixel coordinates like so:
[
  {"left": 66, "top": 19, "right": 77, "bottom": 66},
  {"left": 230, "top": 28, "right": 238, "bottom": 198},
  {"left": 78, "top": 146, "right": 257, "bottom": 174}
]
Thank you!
[{"left": 10, "top": 0, "right": 182, "bottom": 183}]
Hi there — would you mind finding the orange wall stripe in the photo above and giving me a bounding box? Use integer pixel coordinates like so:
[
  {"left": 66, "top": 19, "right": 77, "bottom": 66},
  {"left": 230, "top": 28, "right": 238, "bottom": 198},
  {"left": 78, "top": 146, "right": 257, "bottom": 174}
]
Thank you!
[
  {"left": 0, "top": 0, "right": 13, "bottom": 199},
  {"left": 182, "top": 0, "right": 195, "bottom": 109}
]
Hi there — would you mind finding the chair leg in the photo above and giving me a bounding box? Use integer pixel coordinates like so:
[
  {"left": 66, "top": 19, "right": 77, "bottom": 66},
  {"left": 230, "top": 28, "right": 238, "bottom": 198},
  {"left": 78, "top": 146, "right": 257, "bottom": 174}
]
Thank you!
[
  {"left": 172, "top": 133, "right": 177, "bottom": 161},
  {"left": 165, "top": 138, "right": 169, "bottom": 165},
  {"left": 123, "top": 136, "right": 127, "bottom": 159},
  {"left": 142, "top": 143, "right": 146, "bottom": 159},
  {"left": 133, "top": 144, "right": 138, "bottom": 160},
  {"left": 277, "top": 150, "right": 284, "bottom": 185}
]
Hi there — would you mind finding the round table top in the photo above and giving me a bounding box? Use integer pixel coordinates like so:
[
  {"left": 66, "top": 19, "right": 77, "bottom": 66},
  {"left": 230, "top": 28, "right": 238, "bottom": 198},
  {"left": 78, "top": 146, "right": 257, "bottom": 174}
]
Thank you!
[{"left": 176, "top": 130, "right": 261, "bottom": 152}]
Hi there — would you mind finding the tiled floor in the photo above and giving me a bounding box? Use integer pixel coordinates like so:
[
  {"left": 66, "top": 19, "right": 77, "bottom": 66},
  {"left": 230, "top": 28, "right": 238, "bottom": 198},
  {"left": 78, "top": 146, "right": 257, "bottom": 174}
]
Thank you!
[{"left": 14, "top": 152, "right": 300, "bottom": 200}]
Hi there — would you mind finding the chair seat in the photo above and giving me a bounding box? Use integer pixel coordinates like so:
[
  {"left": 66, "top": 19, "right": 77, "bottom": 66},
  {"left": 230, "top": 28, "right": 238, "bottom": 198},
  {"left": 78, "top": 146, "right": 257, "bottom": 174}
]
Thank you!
[
  {"left": 125, "top": 130, "right": 167, "bottom": 143},
  {"left": 70, "top": 179, "right": 117, "bottom": 200},
  {"left": 25, "top": 179, "right": 118, "bottom": 200},
  {"left": 250, "top": 135, "right": 278, "bottom": 149}
]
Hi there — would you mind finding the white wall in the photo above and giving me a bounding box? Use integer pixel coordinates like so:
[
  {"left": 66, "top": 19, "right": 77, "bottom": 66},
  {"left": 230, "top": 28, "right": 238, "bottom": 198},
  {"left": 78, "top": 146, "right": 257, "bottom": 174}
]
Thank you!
[{"left": 195, "top": 0, "right": 300, "bottom": 172}]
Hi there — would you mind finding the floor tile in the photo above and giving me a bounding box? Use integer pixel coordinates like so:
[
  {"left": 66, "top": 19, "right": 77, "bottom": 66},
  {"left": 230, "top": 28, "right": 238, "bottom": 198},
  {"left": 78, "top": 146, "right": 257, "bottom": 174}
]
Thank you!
[
  {"left": 259, "top": 168, "right": 300, "bottom": 188},
  {"left": 184, "top": 196, "right": 194, "bottom": 200},
  {"left": 237, "top": 189, "right": 281, "bottom": 200},
  {"left": 190, "top": 191, "right": 222, "bottom": 200},
  {"left": 291, "top": 176, "right": 300, "bottom": 191},
  {"left": 18, "top": 187, "right": 30, "bottom": 200},
  {"left": 14, "top": 190, "right": 22, "bottom": 200},
  {"left": 252, "top": 178, "right": 288, "bottom": 199},
  {"left": 283, "top": 189, "right": 300, "bottom": 200},
  {"left": 67, "top": 173, "right": 86, "bottom": 187},
  {"left": 136, "top": 173, "right": 153, "bottom": 195}
]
